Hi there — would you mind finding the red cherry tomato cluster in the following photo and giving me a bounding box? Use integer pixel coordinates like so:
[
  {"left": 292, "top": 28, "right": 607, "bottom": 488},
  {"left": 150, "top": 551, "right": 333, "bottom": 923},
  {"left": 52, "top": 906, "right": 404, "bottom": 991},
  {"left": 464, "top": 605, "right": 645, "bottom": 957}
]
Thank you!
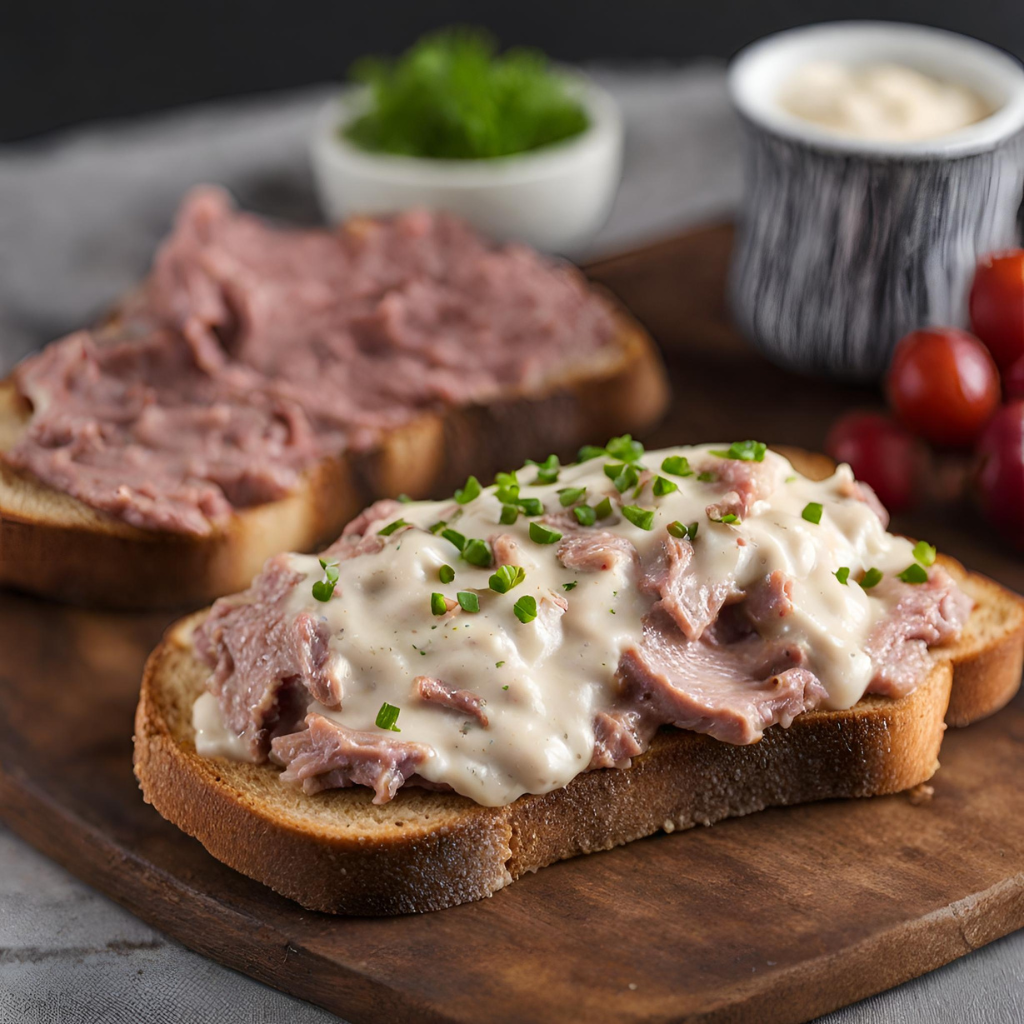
[{"left": 826, "top": 249, "right": 1024, "bottom": 547}]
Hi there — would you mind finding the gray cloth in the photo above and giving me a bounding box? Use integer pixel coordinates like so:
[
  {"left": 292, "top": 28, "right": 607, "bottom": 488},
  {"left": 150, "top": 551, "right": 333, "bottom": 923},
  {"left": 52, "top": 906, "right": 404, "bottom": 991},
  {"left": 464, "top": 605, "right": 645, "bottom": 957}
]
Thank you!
[{"left": 0, "top": 66, "right": 1021, "bottom": 1024}]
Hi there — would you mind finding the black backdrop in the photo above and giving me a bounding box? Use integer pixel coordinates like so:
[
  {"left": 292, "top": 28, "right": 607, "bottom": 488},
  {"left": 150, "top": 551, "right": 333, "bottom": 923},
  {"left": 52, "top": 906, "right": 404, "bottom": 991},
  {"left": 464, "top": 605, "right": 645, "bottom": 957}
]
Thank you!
[{"left": 4, "top": 0, "right": 1024, "bottom": 141}]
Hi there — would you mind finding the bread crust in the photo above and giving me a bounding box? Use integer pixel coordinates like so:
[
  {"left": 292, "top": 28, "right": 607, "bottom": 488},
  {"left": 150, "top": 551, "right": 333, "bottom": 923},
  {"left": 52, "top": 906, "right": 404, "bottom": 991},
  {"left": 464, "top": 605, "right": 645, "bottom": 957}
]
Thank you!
[
  {"left": 133, "top": 563, "right": 1024, "bottom": 916},
  {"left": 0, "top": 303, "right": 668, "bottom": 609}
]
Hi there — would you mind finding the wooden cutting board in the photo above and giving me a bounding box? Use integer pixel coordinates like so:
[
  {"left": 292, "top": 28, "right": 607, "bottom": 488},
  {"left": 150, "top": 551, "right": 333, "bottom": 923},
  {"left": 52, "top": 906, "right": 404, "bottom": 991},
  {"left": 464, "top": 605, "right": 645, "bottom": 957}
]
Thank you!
[{"left": 2, "top": 224, "right": 1023, "bottom": 1024}]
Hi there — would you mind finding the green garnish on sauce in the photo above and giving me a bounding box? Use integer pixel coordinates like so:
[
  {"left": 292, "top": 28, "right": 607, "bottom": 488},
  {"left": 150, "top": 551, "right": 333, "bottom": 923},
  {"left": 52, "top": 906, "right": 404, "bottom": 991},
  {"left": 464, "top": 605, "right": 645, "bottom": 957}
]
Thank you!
[
  {"left": 378, "top": 518, "right": 409, "bottom": 536},
  {"left": 517, "top": 497, "right": 544, "bottom": 516},
  {"left": 439, "top": 564, "right": 455, "bottom": 584},
  {"left": 577, "top": 445, "right": 607, "bottom": 462},
  {"left": 710, "top": 440, "right": 767, "bottom": 462},
  {"left": 494, "top": 471, "right": 520, "bottom": 505},
  {"left": 527, "top": 454, "right": 560, "bottom": 485},
  {"left": 660, "top": 456, "right": 693, "bottom": 478},
  {"left": 312, "top": 558, "right": 340, "bottom": 602},
  {"left": 513, "top": 595, "right": 538, "bottom": 623},
  {"left": 457, "top": 591, "right": 480, "bottom": 612},
  {"left": 652, "top": 475, "right": 678, "bottom": 497},
  {"left": 529, "top": 522, "right": 562, "bottom": 545},
  {"left": 455, "top": 475, "right": 482, "bottom": 504},
  {"left": 430, "top": 592, "right": 449, "bottom": 616},
  {"left": 801, "top": 502, "right": 823, "bottom": 525},
  {"left": 898, "top": 563, "right": 929, "bottom": 584},
  {"left": 697, "top": 471, "right": 717, "bottom": 483},
  {"left": 604, "top": 434, "right": 644, "bottom": 463},
  {"left": 489, "top": 565, "right": 526, "bottom": 593},
  {"left": 668, "top": 521, "right": 698, "bottom": 542},
  {"left": 859, "top": 568, "right": 883, "bottom": 590},
  {"left": 343, "top": 28, "right": 589, "bottom": 161},
  {"left": 622, "top": 505, "right": 655, "bottom": 531},
  {"left": 574, "top": 505, "right": 597, "bottom": 526},
  {"left": 594, "top": 497, "right": 613, "bottom": 519},
  {"left": 834, "top": 567, "right": 850, "bottom": 586},
  {"left": 605, "top": 463, "right": 639, "bottom": 493},
  {"left": 558, "top": 486, "right": 586, "bottom": 507},
  {"left": 376, "top": 702, "right": 402, "bottom": 732},
  {"left": 441, "top": 528, "right": 467, "bottom": 551},
  {"left": 912, "top": 541, "right": 937, "bottom": 567},
  {"left": 499, "top": 504, "right": 519, "bottom": 525},
  {"left": 710, "top": 512, "right": 740, "bottom": 525},
  {"left": 562, "top": 581, "right": 577, "bottom": 591},
  {"left": 462, "top": 538, "right": 493, "bottom": 567}
]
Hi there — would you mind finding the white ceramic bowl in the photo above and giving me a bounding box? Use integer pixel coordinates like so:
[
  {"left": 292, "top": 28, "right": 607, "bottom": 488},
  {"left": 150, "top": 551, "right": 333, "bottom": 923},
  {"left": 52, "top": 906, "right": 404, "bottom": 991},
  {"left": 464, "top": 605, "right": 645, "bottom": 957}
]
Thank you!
[
  {"left": 309, "top": 72, "right": 623, "bottom": 253},
  {"left": 727, "top": 22, "right": 1024, "bottom": 381}
]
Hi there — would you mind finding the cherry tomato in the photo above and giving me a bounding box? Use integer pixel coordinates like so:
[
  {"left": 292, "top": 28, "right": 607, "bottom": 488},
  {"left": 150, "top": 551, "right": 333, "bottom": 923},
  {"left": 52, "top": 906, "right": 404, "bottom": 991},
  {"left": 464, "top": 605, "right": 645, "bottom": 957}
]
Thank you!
[
  {"left": 1005, "top": 354, "right": 1024, "bottom": 401},
  {"left": 885, "top": 327, "right": 1000, "bottom": 448},
  {"left": 969, "top": 250, "right": 1024, "bottom": 371},
  {"left": 974, "top": 400, "right": 1024, "bottom": 549},
  {"left": 825, "top": 411, "right": 928, "bottom": 514}
]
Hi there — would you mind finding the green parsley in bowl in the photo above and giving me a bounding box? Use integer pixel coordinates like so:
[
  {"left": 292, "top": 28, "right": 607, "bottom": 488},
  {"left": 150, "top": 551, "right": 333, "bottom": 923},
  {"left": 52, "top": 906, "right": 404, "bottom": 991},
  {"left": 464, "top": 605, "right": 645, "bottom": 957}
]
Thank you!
[{"left": 310, "top": 29, "right": 623, "bottom": 252}]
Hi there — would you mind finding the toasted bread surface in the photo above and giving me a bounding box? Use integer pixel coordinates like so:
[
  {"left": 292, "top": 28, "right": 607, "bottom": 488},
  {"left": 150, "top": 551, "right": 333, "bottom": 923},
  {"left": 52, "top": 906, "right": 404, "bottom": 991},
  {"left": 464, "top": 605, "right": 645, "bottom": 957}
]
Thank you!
[
  {"left": 0, "top": 304, "right": 668, "bottom": 609},
  {"left": 133, "top": 563, "right": 1024, "bottom": 915}
]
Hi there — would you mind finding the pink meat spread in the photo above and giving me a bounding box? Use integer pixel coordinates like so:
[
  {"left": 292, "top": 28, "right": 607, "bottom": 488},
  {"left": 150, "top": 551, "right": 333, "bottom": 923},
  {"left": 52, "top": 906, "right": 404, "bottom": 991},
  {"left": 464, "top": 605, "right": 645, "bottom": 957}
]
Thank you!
[
  {"left": 5, "top": 187, "right": 616, "bottom": 535},
  {"left": 190, "top": 443, "right": 973, "bottom": 807}
]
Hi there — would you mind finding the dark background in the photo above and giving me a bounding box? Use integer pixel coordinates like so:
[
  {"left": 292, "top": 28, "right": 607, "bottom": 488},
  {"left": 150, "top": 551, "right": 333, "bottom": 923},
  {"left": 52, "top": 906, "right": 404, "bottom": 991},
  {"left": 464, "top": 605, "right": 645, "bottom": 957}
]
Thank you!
[{"left": 4, "top": 0, "right": 1024, "bottom": 142}]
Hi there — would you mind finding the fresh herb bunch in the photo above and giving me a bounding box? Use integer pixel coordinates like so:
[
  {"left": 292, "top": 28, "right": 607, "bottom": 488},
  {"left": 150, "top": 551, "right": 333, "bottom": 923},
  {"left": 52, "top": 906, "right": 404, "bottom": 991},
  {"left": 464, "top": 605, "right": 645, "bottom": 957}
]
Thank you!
[{"left": 344, "top": 28, "right": 590, "bottom": 160}]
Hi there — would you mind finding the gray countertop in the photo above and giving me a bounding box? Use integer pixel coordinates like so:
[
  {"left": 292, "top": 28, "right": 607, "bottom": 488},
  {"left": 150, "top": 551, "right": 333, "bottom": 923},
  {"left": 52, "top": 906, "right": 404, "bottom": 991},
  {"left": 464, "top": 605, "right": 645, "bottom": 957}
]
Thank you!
[{"left": 0, "top": 66, "right": 1021, "bottom": 1023}]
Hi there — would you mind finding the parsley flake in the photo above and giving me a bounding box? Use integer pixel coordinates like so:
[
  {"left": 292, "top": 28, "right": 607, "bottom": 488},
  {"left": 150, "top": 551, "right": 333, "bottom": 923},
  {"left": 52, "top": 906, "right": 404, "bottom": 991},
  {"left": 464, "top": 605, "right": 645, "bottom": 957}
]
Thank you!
[
  {"left": 622, "top": 505, "right": 655, "bottom": 530},
  {"left": 489, "top": 565, "right": 526, "bottom": 594},
  {"left": 898, "top": 563, "right": 929, "bottom": 584},
  {"left": 529, "top": 522, "right": 562, "bottom": 544},
  {"left": 653, "top": 475, "right": 678, "bottom": 497},
  {"left": 710, "top": 440, "right": 767, "bottom": 462},
  {"left": 439, "top": 564, "right": 455, "bottom": 584},
  {"left": 563, "top": 581, "right": 578, "bottom": 591},
  {"left": 834, "top": 567, "right": 850, "bottom": 585},
  {"left": 661, "top": 455, "right": 693, "bottom": 477},
  {"left": 430, "top": 592, "right": 449, "bottom": 616},
  {"left": 513, "top": 595, "right": 538, "bottom": 623},
  {"left": 859, "top": 568, "right": 883, "bottom": 590},
  {"left": 457, "top": 591, "right": 480, "bottom": 612}
]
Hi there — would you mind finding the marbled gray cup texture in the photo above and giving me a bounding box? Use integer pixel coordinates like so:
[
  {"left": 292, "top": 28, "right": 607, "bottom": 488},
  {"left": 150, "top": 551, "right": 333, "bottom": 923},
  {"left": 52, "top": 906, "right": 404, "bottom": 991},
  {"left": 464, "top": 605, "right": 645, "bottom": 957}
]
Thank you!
[{"left": 729, "top": 122, "right": 1024, "bottom": 381}]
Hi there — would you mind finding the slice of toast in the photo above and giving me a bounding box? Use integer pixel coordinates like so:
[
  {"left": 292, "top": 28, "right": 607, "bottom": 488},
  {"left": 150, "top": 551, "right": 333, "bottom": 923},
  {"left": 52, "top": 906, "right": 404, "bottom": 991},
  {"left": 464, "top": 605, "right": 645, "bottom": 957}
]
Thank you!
[
  {"left": 0, "top": 302, "right": 667, "bottom": 609},
  {"left": 132, "top": 555, "right": 1024, "bottom": 916}
]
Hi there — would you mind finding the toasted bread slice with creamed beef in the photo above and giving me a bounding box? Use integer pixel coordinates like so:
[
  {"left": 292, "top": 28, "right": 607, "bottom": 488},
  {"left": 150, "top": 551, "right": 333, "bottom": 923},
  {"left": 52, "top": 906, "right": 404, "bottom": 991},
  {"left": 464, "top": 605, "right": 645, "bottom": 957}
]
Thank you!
[
  {"left": 133, "top": 554, "right": 1024, "bottom": 916},
  {"left": 0, "top": 304, "right": 667, "bottom": 610}
]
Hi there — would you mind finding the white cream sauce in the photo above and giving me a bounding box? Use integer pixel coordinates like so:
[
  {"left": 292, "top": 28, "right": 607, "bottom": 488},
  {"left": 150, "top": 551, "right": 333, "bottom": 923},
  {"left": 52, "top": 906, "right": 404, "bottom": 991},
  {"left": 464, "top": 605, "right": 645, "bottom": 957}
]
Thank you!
[
  {"left": 194, "top": 446, "right": 924, "bottom": 806},
  {"left": 778, "top": 61, "right": 991, "bottom": 141}
]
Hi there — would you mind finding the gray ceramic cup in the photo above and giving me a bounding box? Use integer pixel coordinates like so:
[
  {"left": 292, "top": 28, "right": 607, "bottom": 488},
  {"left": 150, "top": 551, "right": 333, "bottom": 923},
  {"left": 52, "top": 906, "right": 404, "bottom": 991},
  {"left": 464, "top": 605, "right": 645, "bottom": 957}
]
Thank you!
[{"left": 728, "top": 22, "right": 1024, "bottom": 381}]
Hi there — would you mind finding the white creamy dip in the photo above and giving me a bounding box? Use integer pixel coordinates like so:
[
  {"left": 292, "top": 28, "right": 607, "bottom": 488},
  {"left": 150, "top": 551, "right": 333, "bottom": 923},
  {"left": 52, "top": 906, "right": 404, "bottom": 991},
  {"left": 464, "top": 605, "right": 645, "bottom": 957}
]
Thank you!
[
  {"left": 777, "top": 61, "right": 991, "bottom": 140},
  {"left": 193, "top": 445, "right": 933, "bottom": 807}
]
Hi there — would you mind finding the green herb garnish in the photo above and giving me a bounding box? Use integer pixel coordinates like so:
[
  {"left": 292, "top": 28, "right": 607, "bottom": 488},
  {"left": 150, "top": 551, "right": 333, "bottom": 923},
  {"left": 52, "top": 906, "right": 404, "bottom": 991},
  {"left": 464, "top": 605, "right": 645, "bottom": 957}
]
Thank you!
[
  {"left": 454, "top": 475, "right": 481, "bottom": 504},
  {"left": 563, "top": 581, "right": 577, "bottom": 591},
  {"left": 428, "top": 519, "right": 447, "bottom": 535},
  {"left": 697, "top": 471, "right": 717, "bottom": 482},
  {"left": 912, "top": 541, "right": 937, "bottom": 567},
  {"left": 517, "top": 497, "right": 544, "bottom": 516},
  {"left": 457, "top": 591, "right": 480, "bottom": 612},
  {"left": 605, "top": 434, "right": 644, "bottom": 463},
  {"left": 859, "top": 568, "right": 883, "bottom": 590},
  {"left": 574, "top": 505, "right": 597, "bottom": 526},
  {"left": 499, "top": 504, "right": 519, "bottom": 525},
  {"left": 577, "top": 444, "right": 607, "bottom": 462},
  {"left": 710, "top": 440, "right": 767, "bottom": 462},
  {"left": 441, "top": 528, "right": 467, "bottom": 551},
  {"left": 529, "top": 522, "right": 562, "bottom": 545},
  {"left": 312, "top": 558, "right": 340, "bottom": 602},
  {"left": 344, "top": 28, "right": 589, "bottom": 161},
  {"left": 397, "top": 493, "right": 413, "bottom": 503},
  {"left": 660, "top": 456, "right": 693, "bottom": 478},
  {"left": 489, "top": 565, "right": 526, "bottom": 593},
  {"left": 622, "top": 505, "right": 655, "bottom": 530},
  {"left": 496, "top": 661, "right": 505, "bottom": 668},
  {"left": 667, "top": 521, "right": 698, "bottom": 542},
  {"left": 605, "top": 462, "right": 640, "bottom": 493},
  {"left": 801, "top": 502, "right": 823, "bottom": 525},
  {"left": 378, "top": 518, "right": 409, "bottom": 536},
  {"left": 430, "top": 592, "right": 449, "bottom": 616},
  {"left": 513, "top": 595, "right": 538, "bottom": 623},
  {"left": 898, "top": 563, "right": 929, "bottom": 584},
  {"left": 594, "top": 497, "right": 613, "bottom": 519},
  {"left": 834, "top": 567, "right": 850, "bottom": 586},
  {"left": 527, "top": 454, "right": 560, "bottom": 485},
  {"left": 652, "top": 475, "right": 678, "bottom": 497},
  {"left": 375, "top": 702, "right": 401, "bottom": 732},
  {"left": 558, "top": 486, "right": 586, "bottom": 507},
  {"left": 494, "top": 471, "right": 520, "bottom": 505},
  {"left": 439, "top": 564, "right": 455, "bottom": 584},
  {"left": 462, "top": 538, "right": 493, "bottom": 567},
  {"left": 710, "top": 512, "right": 740, "bottom": 525}
]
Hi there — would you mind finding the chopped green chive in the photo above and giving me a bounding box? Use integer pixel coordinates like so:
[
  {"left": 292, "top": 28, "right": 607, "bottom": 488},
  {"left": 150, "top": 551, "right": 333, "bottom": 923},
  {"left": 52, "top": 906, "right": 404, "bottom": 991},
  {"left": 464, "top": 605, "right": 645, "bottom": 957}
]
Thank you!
[
  {"left": 462, "top": 538, "right": 493, "bottom": 568},
  {"left": 378, "top": 518, "right": 409, "bottom": 536},
  {"left": 457, "top": 591, "right": 480, "bottom": 612},
  {"left": 897, "top": 563, "right": 929, "bottom": 584},
  {"left": 801, "top": 502, "right": 823, "bottom": 525},
  {"left": 502, "top": 684, "right": 510, "bottom": 690},
  {"left": 454, "top": 476, "right": 481, "bottom": 504},
  {"left": 834, "top": 567, "right": 850, "bottom": 585},
  {"left": 574, "top": 504, "right": 597, "bottom": 526},
  {"left": 594, "top": 496, "right": 613, "bottom": 519},
  {"left": 494, "top": 471, "right": 520, "bottom": 505},
  {"left": 312, "top": 558, "right": 339, "bottom": 602},
  {"left": 605, "top": 462, "right": 639, "bottom": 493},
  {"left": 439, "top": 564, "right": 455, "bottom": 584},
  {"left": 577, "top": 444, "right": 607, "bottom": 462},
  {"left": 605, "top": 434, "right": 644, "bottom": 463},
  {"left": 558, "top": 486, "right": 587, "bottom": 507},
  {"left": 517, "top": 497, "right": 544, "bottom": 516},
  {"left": 653, "top": 475, "right": 678, "bottom": 497},
  {"left": 430, "top": 592, "right": 449, "bottom": 616},
  {"left": 562, "top": 581, "right": 577, "bottom": 591},
  {"left": 375, "top": 702, "right": 401, "bottom": 732},
  {"left": 441, "top": 528, "right": 466, "bottom": 551},
  {"left": 526, "top": 454, "right": 560, "bottom": 484},
  {"left": 697, "top": 471, "right": 717, "bottom": 482},
  {"left": 622, "top": 505, "right": 655, "bottom": 530},
  {"left": 710, "top": 440, "right": 767, "bottom": 462},
  {"left": 660, "top": 455, "right": 693, "bottom": 477},
  {"left": 496, "top": 661, "right": 505, "bottom": 668},
  {"left": 529, "top": 522, "right": 562, "bottom": 545},
  {"left": 912, "top": 541, "right": 937, "bottom": 567},
  {"left": 859, "top": 568, "right": 883, "bottom": 590},
  {"left": 428, "top": 519, "right": 447, "bottom": 535},
  {"left": 499, "top": 504, "right": 519, "bottom": 525},
  {"left": 513, "top": 595, "right": 538, "bottom": 623},
  {"left": 489, "top": 565, "right": 526, "bottom": 594},
  {"left": 667, "top": 521, "right": 698, "bottom": 542},
  {"left": 710, "top": 512, "right": 740, "bottom": 525}
]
